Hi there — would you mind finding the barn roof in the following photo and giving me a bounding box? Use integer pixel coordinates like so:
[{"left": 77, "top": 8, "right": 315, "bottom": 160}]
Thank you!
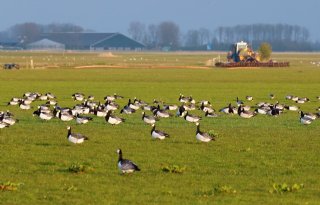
[
  {"left": 37, "top": 32, "right": 144, "bottom": 50},
  {"left": 39, "top": 33, "right": 115, "bottom": 49}
]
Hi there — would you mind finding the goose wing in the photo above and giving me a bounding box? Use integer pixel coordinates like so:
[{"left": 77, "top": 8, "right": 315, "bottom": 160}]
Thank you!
[{"left": 120, "top": 159, "right": 140, "bottom": 171}]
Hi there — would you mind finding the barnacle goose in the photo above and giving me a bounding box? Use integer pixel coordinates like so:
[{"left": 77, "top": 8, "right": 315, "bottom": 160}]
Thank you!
[
  {"left": 105, "top": 110, "right": 125, "bottom": 125},
  {"left": 116, "top": 149, "right": 140, "bottom": 174},
  {"left": 67, "top": 126, "right": 88, "bottom": 144},
  {"left": 75, "top": 114, "right": 93, "bottom": 124},
  {"left": 142, "top": 112, "right": 157, "bottom": 124},
  {"left": 195, "top": 122, "right": 214, "bottom": 142},
  {"left": 184, "top": 111, "right": 201, "bottom": 123},
  {"left": 151, "top": 124, "right": 169, "bottom": 140}
]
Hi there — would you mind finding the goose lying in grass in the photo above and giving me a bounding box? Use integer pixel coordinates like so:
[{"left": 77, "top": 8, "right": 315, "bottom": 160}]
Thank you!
[
  {"left": 238, "top": 105, "right": 257, "bottom": 118},
  {"left": 75, "top": 114, "right": 93, "bottom": 124},
  {"left": 300, "top": 111, "right": 313, "bottom": 125},
  {"left": 142, "top": 112, "right": 157, "bottom": 125},
  {"left": 67, "top": 126, "right": 88, "bottom": 144},
  {"left": 195, "top": 122, "right": 214, "bottom": 142},
  {"left": 151, "top": 124, "right": 169, "bottom": 140},
  {"left": 105, "top": 110, "right": 125, "bottom": 125},
  {"left": 184, "top": 112, "right": 201, "bottom": 123},
  {"left": 116, "top": 149, "right": 140, "bottom": 174},
  {"left": 33, "top": 109, "right": 54, "bottom": 121}
]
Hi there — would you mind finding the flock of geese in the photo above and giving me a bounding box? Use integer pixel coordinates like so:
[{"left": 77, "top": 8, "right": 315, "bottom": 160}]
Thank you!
[{"left": 1, "top": 92, "right": 319, "bottom": 173}]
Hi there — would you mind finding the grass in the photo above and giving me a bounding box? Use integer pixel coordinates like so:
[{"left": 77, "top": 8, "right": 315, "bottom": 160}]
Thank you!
[{"left": 0, "top": 51, "right": 319, "bottom": 204}]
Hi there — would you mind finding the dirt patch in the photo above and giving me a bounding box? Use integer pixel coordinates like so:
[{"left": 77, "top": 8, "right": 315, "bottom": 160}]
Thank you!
[
  {"left": 98, "top": 52, "right": 117, "bottom": 58},
  {"left": 74, "top": 65, "right": 211, "bottom": 70}
]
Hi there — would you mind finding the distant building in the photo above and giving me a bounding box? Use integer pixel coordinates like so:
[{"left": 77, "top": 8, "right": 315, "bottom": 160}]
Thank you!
[
  {"left": 26, "top": 33, "right": 145, "bottom": 51},
  {"left": 26, "top": 38, "right": 65, "bottom": 50}
]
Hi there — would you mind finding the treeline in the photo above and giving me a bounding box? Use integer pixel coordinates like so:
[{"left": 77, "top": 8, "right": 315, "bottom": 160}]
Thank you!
[
  {"left": 128, "top": 22, "right": 320, "bottom": 51},
  {"left": 0, "top": 22, "right": 87, "bottom": 44},
  {"left": 1, "top": 22, "right": 319, "bottom": 51}
]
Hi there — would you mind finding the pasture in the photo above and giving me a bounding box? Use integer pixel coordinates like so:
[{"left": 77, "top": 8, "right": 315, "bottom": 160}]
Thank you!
[{"left": 0, "top": 51, "right": 319, "bottom": 205}]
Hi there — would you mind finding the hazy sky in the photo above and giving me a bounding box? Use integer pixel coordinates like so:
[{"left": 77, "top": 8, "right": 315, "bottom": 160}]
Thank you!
[{"left": 1, "top": 0, "right": 319, "bottom": 41}]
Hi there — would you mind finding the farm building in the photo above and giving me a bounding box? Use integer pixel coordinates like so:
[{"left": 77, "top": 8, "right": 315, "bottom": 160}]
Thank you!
[
  {"left": 26, "top": 39, "right": 65, "bottom": 50},
  {"left": 26, "top": 33, "right": 145, "bottom": 51}
]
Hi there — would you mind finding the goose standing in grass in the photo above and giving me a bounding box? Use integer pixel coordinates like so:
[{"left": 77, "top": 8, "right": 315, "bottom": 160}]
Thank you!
[
  {"left": 236, "top": 97, "right": 244, "bottom": 107},
  {"left": 184, "top": 112, "right": 201, "bottom": 123},
  {"left": 142, "top": 112, "right": 157, "bottom": 125},
  {"left": 299, "top": 111, "right": 313, "bottom": 125},
  {"left": 195, "top": 122, "right": 214, "bottom": 142},
  {"left": 105, "top": 110, "right": 125, "bottom": 125},
  {"left": 75, "top": 114, "right": 93, "bottom": 124},
  {"left": 151, "top": 124, "right": 169, "bottom": 140},
  {"left": 116, "top": 149, "right": 140, "bottom": 174},
  {"left": 66, "top": 126, "right": 88, "bottom": 144}
]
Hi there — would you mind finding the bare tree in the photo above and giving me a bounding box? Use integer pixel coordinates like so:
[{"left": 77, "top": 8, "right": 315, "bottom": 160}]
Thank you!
[
  {"left": 185, "top": 29, "right": 200, "bottom": 47},
  {"left": 198, "top": 28, "right": 211, "bottom": 45},
  {"left": 128, "top": 21, "right": 146, "bottom": 43},
  {"left": 157, "top": 21, "right": 180, "bottom": 49}
]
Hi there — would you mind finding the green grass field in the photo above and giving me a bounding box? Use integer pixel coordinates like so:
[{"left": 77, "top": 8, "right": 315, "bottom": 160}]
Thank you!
[{"left": 0, "top": 51, "right": 319, "bottom": 204}]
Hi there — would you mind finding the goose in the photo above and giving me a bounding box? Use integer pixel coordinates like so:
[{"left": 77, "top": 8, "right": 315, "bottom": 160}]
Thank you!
[
  {"left": 182, "top": 103, "right": 196, "bottom": 111},
  {"left": 142, "top": 104, "right": 157, "bottom": 111},
  {"left": 75, "top": 114, "right": 93, "bottom": 124},
  {"left": 0, "top": 114, "right": 17, "bottom": 126},
  {"left": 300, "top": 112, "right": 313, "bottom": 125},
  {"left": 195, "top": 122, "right": 214, "bottom": 142},
  {"left": 238, "top": 105, "right": 256, "bottom": 118},
  {"left": 72, "top": 93, "right": 85, "bottom": 101},
  {"left": 133, "top": 97, "right": 148, "bottom": 107},
  {"left": 220, "top": 103, "right": 237, "bottom": 114},
  {"left": 205, "top": 111, "right": 218, "bottom": 118},
  {"left": 105, "top": 100, "right": 119, "bottom": 111},
  {"left": 19, "top": 101, "right": 31, "bottom": 110},
  {"left": 199, "top": 100, "right": 211, "bottom": 106},
  {"left": 236, "top": 97, "right": 244, "bottom": 107},
  {"left": 285, "top": 95, "right": 293, "bottom": 100},
  {"left": 58, "top": 110, "right": 74, "bottom": 121},
  {"left": 200, "top": 102, "right": 214, "bottom": 113},
  {"left": 246, "top": 96, "right": 253, "bottom": 101},
  {"left": 127, "top": 99, "right": 140, "bottom": 110},
  {"left": 255, "top": 106, "right": 270, "bottom": 115},
  {"left": 105, "top": 110, "right": 125, "bottom": 125},
  {"left": 269, "top": 94, "right": 275, "bottom": 99},
  {"left": 0, "top": 121, "right": 10, "bottom": 129},
  {"left": 142, "top": 112, "right": 157, "bottom": 124},
  {"left": 284, "top": 105, "right": 299, "bottom": 111},
  {"left": 45, "top": 92, "right": 56, "bottom": 99},
  {"left": 267, "top": 105, "right": 281, "bottom": 116},
  {"left": 184, "top": 112, "right": 201, "bottom": 123},
  {"left": 317, "top": 96, "right": 320, "bottom": 100},
  {"left": 7, "top": 98, "right": 20, "bottom": 105},
  {"left": 296, "top": 97, "right": 309, "bottom": 104},
  {"left": 120, "top": 105, "right": 136, "bottom": 114},
  {"left": 302, "top": 112, "right": 317, "bottom": 121},
  {"left": 47, "top": 99, "right": 57, "bottom": 105},
  {"left": 176, "top": 105, "right": 186, "bottom": 117},
  {"left": 291, "top": 96, "right": 299, "bottom": 101},
  {"left": 116, "top": 149, "right": 140, "bottom": 174},
  {"left": 38, "top": 94, "right": 48, "bottom": 101},
  {"left": 163, "top": 104, "right": 178, "bottom": 111},
  {"left": 178, "top": 94, "right": 190, "bottom": 103},
  {"left": 88, "top": 95, "right": 95, "bottom": 101},
  {"left": 151, "top": 124, "right": 169, "bottom": 140},
  {"left": 153, "top": 105, "right": 171, "bottom": 118},
  {"left": 33, "top": 109, "right": 53, "bottom": 121},
  {"left": 67, "top": 126, "right": 88, "bottom": 144}
]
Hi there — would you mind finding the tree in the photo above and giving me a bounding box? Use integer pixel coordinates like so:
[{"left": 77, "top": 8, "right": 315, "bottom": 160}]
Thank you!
[
  {"left": 184, "top": 29, "right": 200, "bottom": 47},
  {"left": 128, "top": 21, "right": 146, "bottom": 43},
  {"left": 157, "top": 21, "right": 180, "bottom": 49},
  {"left": 258, "top": 42, "right": 272, "bottom": 61}
]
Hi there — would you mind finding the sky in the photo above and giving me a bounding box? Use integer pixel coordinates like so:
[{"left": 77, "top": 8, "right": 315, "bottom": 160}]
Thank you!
[{"left": 1, "top": 0, "right": 319, "bottom": 41}]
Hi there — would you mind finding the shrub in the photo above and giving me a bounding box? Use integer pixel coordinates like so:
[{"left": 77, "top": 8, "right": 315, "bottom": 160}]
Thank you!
[
  {"left": 269, "top": 183, "right": 304, "bottom": 194},
  {"left": 258, "top": 42, "right": 272, "bottom": 61}
]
